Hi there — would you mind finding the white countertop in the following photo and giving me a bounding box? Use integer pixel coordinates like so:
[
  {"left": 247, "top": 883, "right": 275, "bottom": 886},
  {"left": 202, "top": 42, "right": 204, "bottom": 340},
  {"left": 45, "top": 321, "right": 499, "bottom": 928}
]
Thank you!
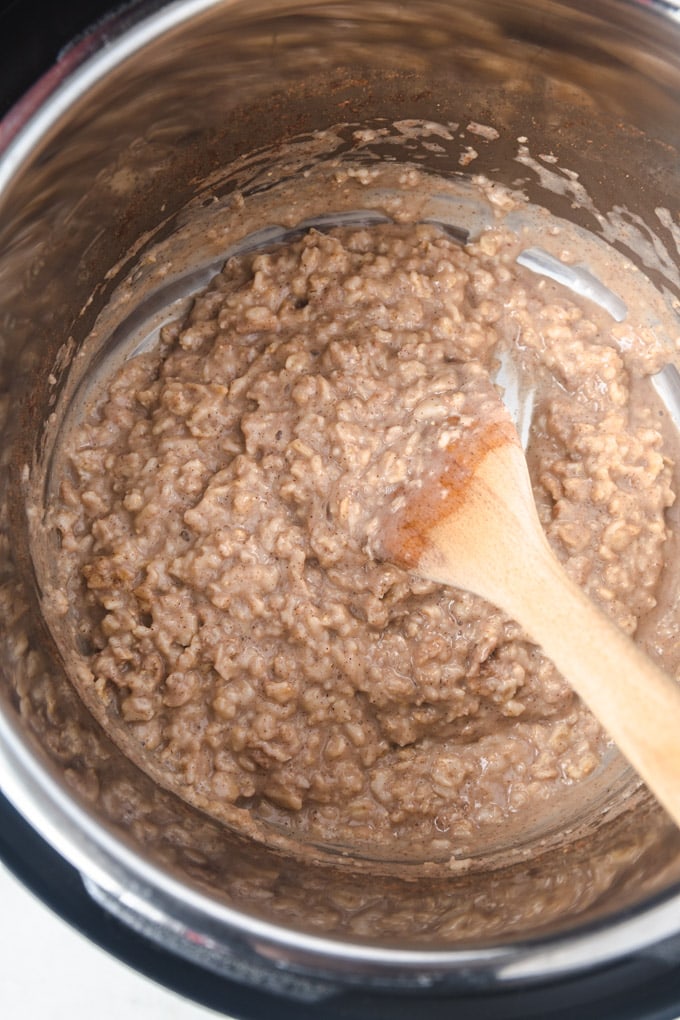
[{"left": 0, "top": 859, "right": 224, "bottom": 1019}]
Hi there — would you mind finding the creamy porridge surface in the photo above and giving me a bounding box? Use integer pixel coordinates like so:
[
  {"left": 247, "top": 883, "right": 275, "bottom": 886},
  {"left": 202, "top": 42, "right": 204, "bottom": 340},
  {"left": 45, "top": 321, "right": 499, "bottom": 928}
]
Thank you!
[{"left": 49, "top": 212, "right": 677, "bottom": 859}]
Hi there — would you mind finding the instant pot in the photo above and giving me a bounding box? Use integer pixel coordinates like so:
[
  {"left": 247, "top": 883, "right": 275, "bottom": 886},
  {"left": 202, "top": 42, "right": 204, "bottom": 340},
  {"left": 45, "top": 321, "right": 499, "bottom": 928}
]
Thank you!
[{"left": 3, "top": 1, "right": 680, "bottom": 1017}]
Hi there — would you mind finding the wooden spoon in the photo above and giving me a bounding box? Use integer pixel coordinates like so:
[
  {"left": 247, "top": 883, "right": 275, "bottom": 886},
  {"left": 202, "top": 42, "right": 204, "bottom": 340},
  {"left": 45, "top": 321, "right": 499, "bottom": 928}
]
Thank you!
[{"left": 380, "top": 399, "right": 680, "bottom": 828}]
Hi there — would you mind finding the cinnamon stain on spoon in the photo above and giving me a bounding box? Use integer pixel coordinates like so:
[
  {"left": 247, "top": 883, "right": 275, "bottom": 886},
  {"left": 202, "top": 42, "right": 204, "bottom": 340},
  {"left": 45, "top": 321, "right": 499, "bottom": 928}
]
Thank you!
[{"left": 382, "top": 408, "right": 518, "bottom": 571}]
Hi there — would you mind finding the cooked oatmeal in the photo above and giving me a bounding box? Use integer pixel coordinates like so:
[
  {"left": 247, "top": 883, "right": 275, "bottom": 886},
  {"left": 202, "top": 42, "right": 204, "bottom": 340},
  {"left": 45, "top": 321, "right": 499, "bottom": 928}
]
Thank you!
[{"left": 49, "top": 218, "right": 675, "bottom": 858}]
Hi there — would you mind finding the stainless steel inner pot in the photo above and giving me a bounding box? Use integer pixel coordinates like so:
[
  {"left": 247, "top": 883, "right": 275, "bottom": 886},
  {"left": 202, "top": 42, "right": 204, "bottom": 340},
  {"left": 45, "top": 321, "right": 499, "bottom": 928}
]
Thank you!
[{"left": 1, "top": 0, "right": 680, "bottom": 1002}]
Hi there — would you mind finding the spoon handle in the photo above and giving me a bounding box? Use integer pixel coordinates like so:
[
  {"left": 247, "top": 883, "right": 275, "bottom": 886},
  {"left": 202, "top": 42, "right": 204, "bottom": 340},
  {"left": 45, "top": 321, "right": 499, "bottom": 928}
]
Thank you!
[{"left": 505, "top": 538, "right": 680, "bottom": 827}]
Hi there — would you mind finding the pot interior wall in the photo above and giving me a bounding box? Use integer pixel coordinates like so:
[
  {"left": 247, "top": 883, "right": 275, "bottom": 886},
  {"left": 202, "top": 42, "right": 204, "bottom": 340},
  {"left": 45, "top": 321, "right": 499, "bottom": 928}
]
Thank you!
[{"left": 1, "top": 0, "right": 680, "bottom": 957}]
